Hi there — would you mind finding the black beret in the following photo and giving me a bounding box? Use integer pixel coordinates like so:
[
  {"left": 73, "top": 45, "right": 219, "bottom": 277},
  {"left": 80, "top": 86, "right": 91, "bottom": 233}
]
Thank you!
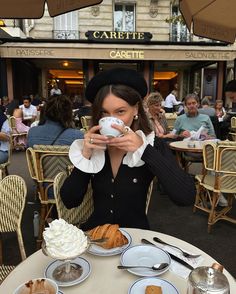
[
  {"left": 85, "top": 68, "right": 148, "bottom": 103},
  {"left": 225, "top": 80, "right": 236, "bottom": 92}
]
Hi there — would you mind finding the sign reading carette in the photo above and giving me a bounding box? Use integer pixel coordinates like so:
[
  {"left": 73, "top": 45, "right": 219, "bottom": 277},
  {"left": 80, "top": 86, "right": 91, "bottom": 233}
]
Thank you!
[
  {"left": 109, "top": 50, "right": 144, "bottom": 59},
  {"left": 85, "top": 31, "right": 152, "bottom": 43}
]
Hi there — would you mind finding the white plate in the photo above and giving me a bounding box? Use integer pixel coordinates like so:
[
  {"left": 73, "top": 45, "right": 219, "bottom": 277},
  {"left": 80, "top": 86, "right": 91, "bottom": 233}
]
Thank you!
[
  {"left": 44, "top": 257, "right": 91, "bottom": 287},
  {"left": 120, "top": 245, "right": 171, "bottom": 277},
  {"left": 87, "top": 228, "right": 132, "bottom": 256},
  {"left": 128, "top": 277, "right": 179, "bottom": 294}
]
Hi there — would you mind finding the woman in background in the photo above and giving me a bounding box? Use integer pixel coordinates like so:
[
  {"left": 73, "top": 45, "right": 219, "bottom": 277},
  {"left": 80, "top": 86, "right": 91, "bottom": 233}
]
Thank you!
[
  {"left": 146, "top": 92, "right": 174, "bottom": 139},
  {"left": 215, "top": 100, "right": 227, "bottom": 122}
]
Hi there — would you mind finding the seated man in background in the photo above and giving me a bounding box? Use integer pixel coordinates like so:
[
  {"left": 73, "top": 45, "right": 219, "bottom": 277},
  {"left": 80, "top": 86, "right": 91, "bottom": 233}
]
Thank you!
[
  {"left": 164, "top": 90, "right": 183, "bottom": 113},
  {"left": 174, "top": 93, "right": 216, "bottom": 139},
  {"left": 19, "top": 95, "right": 38, "bottom": 124}
]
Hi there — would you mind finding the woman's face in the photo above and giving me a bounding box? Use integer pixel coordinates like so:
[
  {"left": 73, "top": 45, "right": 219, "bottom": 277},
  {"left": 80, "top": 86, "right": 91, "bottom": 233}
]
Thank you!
[
  {"left": 148, "top": 102, "right": 162, "bottom": 115},
  {"left": 216, "top": 102, "right": 223, "bottom": 109},
  {"left": 101, "top": 93, "right": 138, "bottom": 127}
]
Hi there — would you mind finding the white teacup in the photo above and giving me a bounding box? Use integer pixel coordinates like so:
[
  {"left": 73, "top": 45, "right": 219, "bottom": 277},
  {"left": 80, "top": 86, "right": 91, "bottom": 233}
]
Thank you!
[
  {"left": 14, "top": 277, "right": 58, "bottom": 294},
  {"left": 99, "top": 117, "right": 124, "bottom": 137}
]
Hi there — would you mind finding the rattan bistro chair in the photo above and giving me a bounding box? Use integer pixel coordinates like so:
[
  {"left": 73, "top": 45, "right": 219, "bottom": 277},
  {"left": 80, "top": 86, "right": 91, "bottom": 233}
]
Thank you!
[
  {"left": 0, "top": 138, "right": 12, "bottom": 180},
  {"left": 53, "top": 172, "right": 94, "bottom": 225},
  {"left": 229, "top": 116, "right": 236, "bottom": 141},
  {"left": 80, "top": 116, "right": 92, "bottom": 132},
  {"left": 26, "top": 145, "right": 71, "bottom": 249},
  {"left": 0, "top": 175, "right": 27, "bottom": 283},
  {"left": 194, "top": 142, "right": 236, "bottom": 232}
]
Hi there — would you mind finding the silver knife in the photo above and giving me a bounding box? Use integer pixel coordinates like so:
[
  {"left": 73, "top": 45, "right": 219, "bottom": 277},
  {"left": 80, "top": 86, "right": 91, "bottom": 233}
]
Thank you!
[{"left": 141, "top": 238, "right": 194, "bottom": 270}]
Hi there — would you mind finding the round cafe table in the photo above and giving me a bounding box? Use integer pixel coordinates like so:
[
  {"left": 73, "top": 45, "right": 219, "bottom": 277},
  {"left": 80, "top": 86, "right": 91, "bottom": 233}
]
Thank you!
[
  {"left": 169, "top": 140, "right": 205, "bottom": 169},
  {"left": 169, "top": 140, "right": 205, "bottom": 153},
  {"left": 1, "top": 228, "right": 235, "bottom": 293}
]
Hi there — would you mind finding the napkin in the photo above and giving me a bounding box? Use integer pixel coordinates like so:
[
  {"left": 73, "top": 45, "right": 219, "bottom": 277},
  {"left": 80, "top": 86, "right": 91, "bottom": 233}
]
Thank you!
[
  {"left": 183, "top": 125, "right": 206, "bottom": 141},
  {"left": 163, "top": 245, "right": 204, "bottom": 279}
]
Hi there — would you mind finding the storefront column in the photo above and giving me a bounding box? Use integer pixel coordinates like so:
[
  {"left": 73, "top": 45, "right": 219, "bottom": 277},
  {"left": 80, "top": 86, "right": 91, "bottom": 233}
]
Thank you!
[
  {"left": 216, "top": 61, "right": 226, "bottom": 100},
  {"left": 6, "top": 59, "right": 14, "bottom": 101},
  {"left": 143, "top": 61, "right": 151, "bottom": 95},
  {"left": 41, "top": 68, "right": 48, "bottom": 98},
  {"left": 0, "top": 58, "right": 7, "bottom": 98},
  {"left": 234, "top": 59, "right": 236, "bottom": 80}
]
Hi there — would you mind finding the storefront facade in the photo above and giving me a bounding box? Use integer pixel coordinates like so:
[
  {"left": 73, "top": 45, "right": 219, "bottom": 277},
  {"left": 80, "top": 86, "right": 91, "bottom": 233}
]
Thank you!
[{"left": 1, "top": 0, "right": 236, "bottom": 105}]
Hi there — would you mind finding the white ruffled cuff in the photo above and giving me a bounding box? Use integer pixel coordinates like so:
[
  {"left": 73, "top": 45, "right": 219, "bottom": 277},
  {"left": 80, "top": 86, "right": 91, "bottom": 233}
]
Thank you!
[
  {"left": 69, "top": 139, "right": 105, "bottom": 173},
  {"left": 123, "top": 131, "right": 155, "bottom": 167}
]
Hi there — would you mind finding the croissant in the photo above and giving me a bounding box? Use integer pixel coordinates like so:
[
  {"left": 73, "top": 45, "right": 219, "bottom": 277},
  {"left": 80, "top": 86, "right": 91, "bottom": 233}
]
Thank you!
[
  {"left": 145, "top": 285, "right": 163, "bottom": 294},
  {"left": 87, "top": 224, "right": 128, "bottom": 249}
]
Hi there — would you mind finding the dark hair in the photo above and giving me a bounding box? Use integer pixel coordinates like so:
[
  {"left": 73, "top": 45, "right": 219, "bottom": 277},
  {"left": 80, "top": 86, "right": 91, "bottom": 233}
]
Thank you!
[
  {"left": 184, "top": 93, "right": 199, "bottom": 104},
  {"left": 23, "top": 95, "right": 31, "bottom": 102},
  {"left": 91, "top": 84, "right": 152, "bottom": 135},
  {"left": 6, "top": 99, "right": 19, "bottom": 116},
  {"left": 44, "top": 95, "right": 74, "bottom": 128},
  {"left": 225, "top": 80, "right": 236, "bottom": 92}
]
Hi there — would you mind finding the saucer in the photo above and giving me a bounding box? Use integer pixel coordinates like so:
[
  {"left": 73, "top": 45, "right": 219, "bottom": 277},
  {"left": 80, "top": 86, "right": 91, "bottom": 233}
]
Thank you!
[
  {"left": 128, "top": 277, "right": 179, "bottom": 294},
  {"left": 120, "top": 244, "right": 171, "bottom": 277},
  {"left": 88, "top": 229, "right": 132, "bottom": 256},
  {"left": 44, "top": 257, "right": 91, "bottom": 287}
]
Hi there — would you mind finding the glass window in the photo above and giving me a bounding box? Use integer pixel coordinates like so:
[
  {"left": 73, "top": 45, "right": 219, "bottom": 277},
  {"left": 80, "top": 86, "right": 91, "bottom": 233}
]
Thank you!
[
  {"left": 54, "top": 11, "right": 79, "bottom": 39},
  {"left": 171, "top": 5, "right": 190, "bottom": 42},
  {"left": 114, "top": 3, "right": 135, "bottom": 32}
]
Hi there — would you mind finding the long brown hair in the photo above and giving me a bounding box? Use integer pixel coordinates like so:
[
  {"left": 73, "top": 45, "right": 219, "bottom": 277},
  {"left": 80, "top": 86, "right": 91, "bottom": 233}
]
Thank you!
[
  {"left": 91, "top": 84, "right": 152, "bottom": 135},
  {"left": 45, "top": 95, "right": 74, "bottom": 128}
]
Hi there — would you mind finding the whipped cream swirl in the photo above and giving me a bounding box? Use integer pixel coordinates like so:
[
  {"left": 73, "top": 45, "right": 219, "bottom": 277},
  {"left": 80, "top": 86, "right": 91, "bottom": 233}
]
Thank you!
[{"left": 43, "top": 219, "right": 88, "bottom": 259}]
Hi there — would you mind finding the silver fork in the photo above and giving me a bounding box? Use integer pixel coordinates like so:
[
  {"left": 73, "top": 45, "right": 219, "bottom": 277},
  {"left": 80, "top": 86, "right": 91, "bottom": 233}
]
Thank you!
[{"left": 153, "top": 237, "right": 201, "bottom": 258}]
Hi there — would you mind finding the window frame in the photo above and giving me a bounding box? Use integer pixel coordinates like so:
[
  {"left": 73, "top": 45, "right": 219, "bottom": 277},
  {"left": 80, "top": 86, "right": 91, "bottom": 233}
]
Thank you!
[
  {"left": 113, "top": 2, "right": 136, "bottom": 32},
  {"left": 53, "top": 11, "right": 79, "bottom": 39}
]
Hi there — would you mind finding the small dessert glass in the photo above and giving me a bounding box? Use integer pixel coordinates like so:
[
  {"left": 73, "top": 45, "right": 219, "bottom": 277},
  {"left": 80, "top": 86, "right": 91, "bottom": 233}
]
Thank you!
[{"left": 42, "top": 240, "right": 88, "bottom": 283}]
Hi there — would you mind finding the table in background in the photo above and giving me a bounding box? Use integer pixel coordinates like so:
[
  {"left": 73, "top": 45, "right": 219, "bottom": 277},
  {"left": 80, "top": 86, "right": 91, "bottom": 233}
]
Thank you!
[
  {"left": 1, "top": 228, "right": 235, "bottom": 293},
  {"left": 169, "top": 140, "right": 204, "bottom": 169}
]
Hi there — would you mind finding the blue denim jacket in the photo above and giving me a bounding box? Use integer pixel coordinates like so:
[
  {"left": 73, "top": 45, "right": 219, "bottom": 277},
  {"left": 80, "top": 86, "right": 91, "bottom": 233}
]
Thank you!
[{"left": 27, "top": 120, "right": 84, "bottom": 147}]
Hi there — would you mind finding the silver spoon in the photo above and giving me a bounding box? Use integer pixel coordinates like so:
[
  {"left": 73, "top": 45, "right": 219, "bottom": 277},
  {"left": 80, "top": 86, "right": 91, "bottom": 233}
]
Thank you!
[
  {"left": 153, "top": 237, "right": 201, "bottom": 258},
  {"left": 117, "top": 263, "right": 169, "bottom": 271}
]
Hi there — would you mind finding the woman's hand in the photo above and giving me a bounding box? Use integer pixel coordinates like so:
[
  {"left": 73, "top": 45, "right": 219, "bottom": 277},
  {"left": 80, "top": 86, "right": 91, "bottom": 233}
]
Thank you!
[
  {"left": 106, "top": 124, "right": 143, "bottom": 152},
  {"left": 83, "top": 125, "right": 110, "bottom": 159}
]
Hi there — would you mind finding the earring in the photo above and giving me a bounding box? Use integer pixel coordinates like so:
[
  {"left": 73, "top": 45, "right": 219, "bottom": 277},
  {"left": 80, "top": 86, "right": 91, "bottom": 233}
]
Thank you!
[{"left": 134, "top": 114, "right": 139, "bottom": 120}]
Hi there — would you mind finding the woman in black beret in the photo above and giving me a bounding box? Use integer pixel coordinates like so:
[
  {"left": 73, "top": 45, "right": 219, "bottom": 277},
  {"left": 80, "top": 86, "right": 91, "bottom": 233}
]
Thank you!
[{"left": 61, "top": 68, "right": 195, "bottom": 230}]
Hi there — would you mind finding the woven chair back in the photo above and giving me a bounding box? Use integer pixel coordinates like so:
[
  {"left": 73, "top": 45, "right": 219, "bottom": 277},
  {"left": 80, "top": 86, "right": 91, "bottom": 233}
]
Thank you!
[
  {"left": 202, "top": 142, "right": 217, "bottom": 171},
  {"left": 27, "top": 145, "right": 70, "bottom": 182},
  {"left": 80, "top": 116, "right": 92, "bottom": 131},
  {"left": 53, "top": 171, "right": 94, "bottom": 226},
  {"left": 0, "top": 175, "right": 27, "bottom": 260},
  {"left": 231, "top": 116, "right": 236, "bottom": 129},
  {"left": 0, "top": 138, "right": 12, "bottom": 180}
]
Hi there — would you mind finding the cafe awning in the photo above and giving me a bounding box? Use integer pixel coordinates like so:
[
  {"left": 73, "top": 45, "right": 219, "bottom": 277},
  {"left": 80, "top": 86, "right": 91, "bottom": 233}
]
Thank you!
[
  {"left": 0, "top": 0, "right": 103, "bottom": 18},
  {"left": 180, "top": 0, "right": 236, "bottom": 44}
]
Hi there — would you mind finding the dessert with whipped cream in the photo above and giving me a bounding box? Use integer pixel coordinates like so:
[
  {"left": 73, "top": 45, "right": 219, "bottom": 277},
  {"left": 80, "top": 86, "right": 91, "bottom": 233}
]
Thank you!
[
  {"left": 43, "top": 219, "right": 88, "bottom": 259},
  {"left": 15, "top": 278, "right": 57, "bottom": 294}
]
